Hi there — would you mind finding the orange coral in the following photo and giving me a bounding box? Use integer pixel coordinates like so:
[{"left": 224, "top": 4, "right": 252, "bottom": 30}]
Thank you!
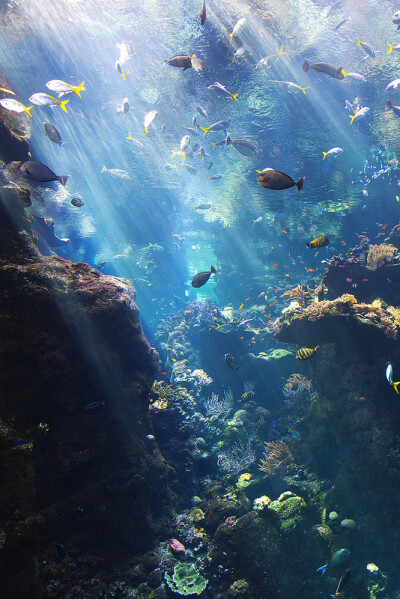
[{"left": 367, "top": 244, "right": 397, "bottom": 271}]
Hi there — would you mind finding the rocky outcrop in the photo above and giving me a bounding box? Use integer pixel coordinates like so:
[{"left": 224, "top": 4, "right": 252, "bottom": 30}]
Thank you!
[{"left": 0, "top": 189, "right": 169, "bottom": 598}]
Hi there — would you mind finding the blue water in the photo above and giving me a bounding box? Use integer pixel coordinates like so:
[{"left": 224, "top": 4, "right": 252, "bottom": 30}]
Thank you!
[{"left": 3, "top": 1, "right": 400, "bottom": 596}]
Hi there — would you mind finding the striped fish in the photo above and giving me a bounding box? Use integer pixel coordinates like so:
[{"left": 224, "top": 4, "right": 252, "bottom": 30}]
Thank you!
[{"left": 296, "top": 345, "right": 320, "bottom": 360}]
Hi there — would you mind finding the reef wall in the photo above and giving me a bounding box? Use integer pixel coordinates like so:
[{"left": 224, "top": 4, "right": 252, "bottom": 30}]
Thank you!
[{"left": 0, "top": 188, "right": 168, "bottom": 598}]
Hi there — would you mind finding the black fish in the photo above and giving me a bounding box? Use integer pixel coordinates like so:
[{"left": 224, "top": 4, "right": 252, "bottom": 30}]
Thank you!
[
  {"left": 296, "top": 346, "right": 319, "bottom": 360},
  {"left": 191, "top": 265, "right": 217, "bottom": 288},
  {"left": 302, "top": 61, "right": 346, "bottom": 80},
  {"left": 71, "top": 197, "right": 84, "bottom": 207},
  {"left": 164, "top": 55, "right": 192, "bottom": 70},
  {"left": 257, "top": 168, "right": 305, "bottom": 192},
  {"left": 43, "top": 122, "right": 64, "bottom": 146},
  {"left": 385, "top": 99, "right": 400, "bottom": 117},
  {"left": 199, "top": 0, "right": 207, "bottom": 25},
  {"left": 333, "top": 568, "right": 352, "bottom": 597},
  {"left": 225, "top": 353, "right": 239, "bottom": 370}
]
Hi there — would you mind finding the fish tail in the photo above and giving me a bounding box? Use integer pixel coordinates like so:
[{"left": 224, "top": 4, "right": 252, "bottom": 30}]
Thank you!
[
  {"left": 255, "top": 170, "right": 262, "bottom": 174},
  {"left": 296, "top": 176, "right": 305, "bottom": 192},
  {"left": 182, "top": 152, "right": 186, "bottom": 161},
  {"left": 145, "top": 127, "right": 148, "bottom": 134},
  {"left": 171, "top": 150, "right": 178, "bottom": 157},
  {"left": 121, "top": 68, "right": 126, "bottom": 80},
  {"left": 302, "top": 61, "right": 310, "bottom": 73},
  {"left": 24, "top": 105, "right": 33, "bottom": 116},
  {"left": 300, "top": 86, "right": 309, "bottom": 94},
  {"left": 193, "top": 206, "right": 197, "bottom": 211},
  {"left": 230, "top": 93, "right": 239, "bottom": 102},
  {"left": 341, "top": 70, "right": 348, "bottom": 77},
  {"left": 229, "top": 33, "right": 234, "bottom": 43},
  {"left": 317, "top": 565, "right": 327, "bottom": 576},
  {"left": 349, "top": 114, "right": 356, "bottom": 124},
  {"left": 201, "top": 156, "right": 204, "bottom": 162},
  {"left": 393, "top": 381, "right": 400, "bottom": 394},
  {"left": 357, "top": 39, "right": 362, "bottom": 46},
  {"left": 385, "top": 99, "right": 392, "bottom": 110},
  {"left": 199, "top": 126, "right": 208, "bottom": 134},
  {"left": 211, "top": 142, "right": 217, "bottom": 150},
  {"left": 322, "top": 152, "right": 327, "bottom": 160},
  {"left": 101, "top": 166, "right": 107, "bottom": 173},
  {"left": 278, "top": 45, "right": 286, "bottom": 55},
  {"left": 58, "top": 175, "right": 69, "bottom": 186},
  {"left": 306, "top": 242, "right": 311, "bottom": 248},
  {"left": 315, "top": 345, "right": 320, "bottom": 352},
  {"left": 173, "top": 164, "right": 177, "bottom": 170},
  {"left": 387, "top": 43, "right": 394, "bottom": 54},
  {"left": 232, "top": 55, "right": 235, "bottom": 63},
  {"left": 73, "top": 81, "right": 85, "bottom": 97},
  {"left": 58, "top": 99, "right": 69, "bottom": 113},
  {"left": 211, "top": 265, "right": 217, "bottom": 273}
]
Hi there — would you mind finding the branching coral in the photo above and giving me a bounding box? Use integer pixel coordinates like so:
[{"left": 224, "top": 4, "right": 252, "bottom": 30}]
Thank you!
[
  {"left": 204, "top": 389, "right": 233, "bottom": 420},
  {"left": 282, "top": 373, "right": 313, "bottom": 408},
  {"left": 367, "top": 243, "right": 397, "bottom": 270},
  {"left": 259, "top": 441, "right": 293, "bottom": 477},
  {"left": 281, "top": 284, "right": 310, "bottom": 308},
  {"left": 217, "top": 441, "right": 255, "bottom": 475}
]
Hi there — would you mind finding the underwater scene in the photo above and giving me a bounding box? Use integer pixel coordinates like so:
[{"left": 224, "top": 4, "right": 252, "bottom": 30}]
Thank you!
[{"left": 4, "top": 0, "right": 400, "bottom": 598}]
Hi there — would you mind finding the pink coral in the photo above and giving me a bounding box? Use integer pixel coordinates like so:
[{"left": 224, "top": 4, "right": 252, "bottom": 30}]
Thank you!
[{"left": 170, "top": 538, "right": 186, "bottom": 554}]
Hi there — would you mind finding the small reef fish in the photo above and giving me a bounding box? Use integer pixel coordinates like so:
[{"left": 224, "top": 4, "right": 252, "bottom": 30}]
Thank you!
[
  {"left": 317, "top": 548, "right": 351, "bottom": 576},
  {"left": 306, "top": 235, "right": 329, "bottom": 249},
  {"left": 197, "top": 105, "right": 208, "bottom": 119},
  {"left": 215, "top": 323, "right": 235, "bottom": 333},
  {"left": 191, "top": 266, "right": 217, "bottom": 288},
  {"left": 253, "top": 216, "right": 263, "bottom": 225},
  {"left": 193, "top": 203, "right": 212, "bottom": 211},
  {"left": 101, "top": 166, "right": 131, "bottom": 179},
  {"left": 362, "top": 189, "right": 368, "bottom": 196},
  {"left": 232, "top": 45, "right": 246, "bottom": 63},
  {"left": 357, "top": 39, "right": 376, "bottom": 58},
  {"left": 164, "top": 55, "right": 192, "bottom": 70},
  {"left": 206, "top": 161, "right": 213, "bottom": 171},
  {"left": 346, "top": 72, "right": 367, "bottom": 82},
  {"left": 144, "top": 110, "right": 157, "bottom": 134},
  {"left": 199, "top": 0, "right": 207, "bottom": 25},
  {"left": 164, "top": 163, "right": 177, "bottom": 171},
  {"left": 255, "top": 46, "right": 286, "bottom": 70},
  {"left": 387, "top": 42, "right": 400, "bottom": 54},
  {"left": 84, "top": 401, "right": 105, "bottom": 410},
  {"left": 44, "top": 217, "right": 54, "bottom": 226},
  {"left": 393, "top": 10, "right": 400, "bottom": 29},
  {"left": 43, "top": 122, "right": 64, "bottom": 146},
  {"left": 147, "top": 243, "right": 164, "bottom": 251},
  {"left": 29, "top": 93, "right": 69, "bottom": 112},
  {"left": 126, "top": 134, "right": 144, "bottom": 148},
  {"left": 334, "top": 17, "right": 351, "bottom": 30},
  {"left": 46, "top": 79, "right": 85, "bottom": 97},
  {"left": 322, "top": 147, "right": 343, "bottom": 160},
  {"left": 172, "top": 135, "right": 191, "bottom": 160},
  {"left": 225, "top": 134, "right": 257, "bottom": 156},
  {"left": 208, "top": 81, "right": 238, "bottom": 102},
  {"left": 136, "top": 260, "right": 156, "bottom": 273},
  {"left": 257, "top": 168, "right": 305, "bottom": 192},
  {"left": 116, "top": 97, "right": 130, "bottom": 116},
  {"left": 385, "top": 78, "right": 400, "bottom": 93},
  {"left": 332, "top": 568, "right": 352, "bottom": 597},
  {"left": 349, "top": 106, "right": 370, "bottom": 124},
  {"left": 20, "top": 161, "right": 69, "bottom": 186},
  {"left": 302, "top": 61, "right": 347, "bottom": 80},
  {"left": 209, "top": 173, "right": 223, "bottom": 180},
  {"left": 200, "top": 119, "right": 231, "bottom": 134},
  {"left": 385, "top": 99, "right": 400, "bottom": 117},
  {"left": 224, "top": 353, "right": 239, "bottom": 370},
  {"left": 296, "top": 346, "right": 320, "bottom": 360},
  {"left": 268, "top": 80, "right": 309, "bottom": 94},
  {"left": 386, "top": 362, "right": 400, "bottom": 393},
  {"left": 71, "top": 197, "right": 84, "bottom": 207},
  {"left": 229, "top": 18, "right": 246, "bottom": 43},
  {"left": 191, "top": 55, "right": 206, "bottom": 72},
  {"left": 0, "top": 87, "right": 15, "bottom": 95},
  {"left": 0, "top": 98, "right": 33, "bottom": 116}
]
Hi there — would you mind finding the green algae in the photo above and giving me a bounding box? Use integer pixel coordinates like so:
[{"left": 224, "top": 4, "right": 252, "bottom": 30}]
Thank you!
[
  {"left": 165, "top": 562, "right": 207, "bottom": 596},
  {"left": 268, "top": 496, "right": 307, "bottom": 533}
]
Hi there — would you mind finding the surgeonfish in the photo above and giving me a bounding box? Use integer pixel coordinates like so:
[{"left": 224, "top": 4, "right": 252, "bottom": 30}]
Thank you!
[
  {"left": 255, "top": 46, "right": 286, "bottom": 70},
  {"left": 317, "top": 549, "right": 351, "bottom": 576},
  {"left": 43, "top": 122, "right": 64, "bottom": 146},
  {"left": 191, "top": 266, "right": 217, "bottom": 288},
  {"left": 306, "top": 235, "right": 329, "bottom": 249},
  {"left": 257, "top": 168, "right": 305, "bottom": 192},
  {"left": 20, "top": 161, "right": 69, "bottom": 186},
  {"left": 385, "top": 99, "right": 400, "bottom": 117},
  {"left": 302, "top": 61, "right": 347, "bottom": 80},
  {"left": 71, "top": 197, "right": 84, "bottom": 207},
  {"left": 296, "top": 346, "right": 320, "bottom": 360},
  {"left": 199, "top": 0, "right": 207, "bottom": 25},
  {"left": 334, "top": 17, "right": 351, "bottom": 31},
  {"left": 225, "top": 134, "right": 257, "bottom": 156},
  {"left": 199, "top": 119, "right": 231, "bottom": 134}
]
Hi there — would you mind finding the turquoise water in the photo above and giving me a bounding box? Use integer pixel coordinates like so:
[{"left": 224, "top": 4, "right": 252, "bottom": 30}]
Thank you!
[{"left": 3, "top": 1, "right": 400, "bottom": 597}]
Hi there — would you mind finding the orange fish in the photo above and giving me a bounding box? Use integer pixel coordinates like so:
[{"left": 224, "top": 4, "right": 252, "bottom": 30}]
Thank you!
[
  {"left": 285, "top": 274, "right": 289, "bottom": 277},
  {"left": 258, "top": 291, "right": 265, "bottom": 297},
  {"left": 362, "top": 278, "right": 368, "bottom": 282},
  {"left": 184, "top": 310, "right": 192, "bottom": 314},
  {"left": 267, "top": 314, "right": 271, "bottom": 319},
  {"left": 273, "top": 264, "right": 279, "bottom": 268},
  {"left": 306, "top": 268, "right": 314, "bottom": 272},
  {"left": 387, "top": 278, "right": 392, "bottom": 283},
  {"left": 358, "top": 396, "right": 367, "bottom": 401},
  {"left": 269, "top": 301, "right": 277, "bottom": 306},
  {"left": 239, "top": 336, "right": 244, "bottom": 340},
  {"left": 382, "top": 223, "right": 388, "bottom": 229},
  {"left": 282, "top": 230, "right": 287, "bottom": 234},
  {"left": 244, "top": 297, "right": 249, "bottom": 301},
  {"left": 341, "top": 240, "right": 346, "bottom": 245},
  {"left": 239, "top": 303, "right": 244, "bottom": 310}
]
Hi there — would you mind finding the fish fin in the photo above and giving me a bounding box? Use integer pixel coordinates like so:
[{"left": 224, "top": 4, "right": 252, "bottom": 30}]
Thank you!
[
  {"left": 211, "top": 265, "right": 217, "bottom": 273},
  {"left": 173, "top": 164, "right": 177, "bottom": 170},
  {"left": 182, "top": 152, "right": 186, "bottom": 161},
  {"left": 232, "top": 56, "right": 235, "bottom": 63},
  {"left": 121, "top": 69, "right": 126, "bottom": 80},
  {"left": 341, "top": 69, "right": 348, "bottom": 77},
  {"left": 230, "top": 93, "right": 239, "bottom": 102},
  {"left": 296, "top": 176, "right": 305, "bottom": 192},
  {"left": 145, "top": 127, "right": 148, "bottom": 134},
  {"left": 315, "top": 345, "right": 320, "bottom": 352},
  {"left": 201, "top": 156, "right": 204, "bottom": 162},
  {"left": 73, "top": 81, "right": 85, "bottom": 97},
  {"left": 193, "top": 206, "right": 197, "bottom": 211},
  {"left": 58, "top": 100, "right": 69, "bottom": 113},
  {"left": 322, "top": 152, "right": 327, "bottom": 160},
  {"left": 387, "top": 43, "right": 394, "bottom": 54},
  {"left": 317, "top": 565, "right": 327, "bottom": 576},
  {"left": 393, "top": 381, "right": 400, "bottom": 394},
  {"left": 349, "top": 113, "right": 356, "bottom": 124},
  {"left": 385, "top": 99, "right": 392, "bottom": 110},
  {"left": 199, "top": 126, "right": 208, "bottom": 134},
  {"left": 255, "top": 170, "right": 262, "bottom": 174},
  {"left": 302, "top": 61, "right": 310, "bottom": 73},
  {"left": 24, "top": 105, "right": 33, "bottom": 116},
  {"left": 306, "top": 242, "right": 311, "bottom": 248},
  {"left": 211, "top": 142, "right": 217, "bottom": 150},
  {"left": 357, "top": 39, "right": 362, "bottom": 46},
  {"left": 300, "top": 86, "right": 309, "bottom": 94},
  {"left": 101, "top": 166, "right": 107, "bottom": 173},
  {"left": 58, "top": 175, "right": 69, "bottom": 186},
  {"left": 278, "top": 45, "right": 286, "bottom": 55},
  {"left": 229, "top": 33, "right": 234, "bottom": 43}
]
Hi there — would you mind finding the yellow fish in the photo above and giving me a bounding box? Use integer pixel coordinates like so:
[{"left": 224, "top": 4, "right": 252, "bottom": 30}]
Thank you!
[{"left": 296, "top": 346, "right": 320, "bottom": 360}]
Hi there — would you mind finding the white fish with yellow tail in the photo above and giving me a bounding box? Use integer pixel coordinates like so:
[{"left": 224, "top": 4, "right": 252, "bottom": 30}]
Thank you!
[
  {"left": 349, "top": 106, "right": 370, "bottom": 124},
  {"left": 29, "top": 93, "right": 69, "bottom": 113},
  {"left": 387, "top": 42, "right": 400, "bottom": 54},
  {"left": 116, "top": 97, "right": 130, "bottom": 116},
  {"left": 229, "top": 18, "right": 246, "bottom": 43},
  {"left": 0, "top": 98, "right": 33, "bottom": 116},
  {"left": 172, "top": 135, "right": 190, "bottom": 160},
  {"left": 232, "top": 45, "right": 246, "bottom": 63},
  {"left": 46, "top": 80, "right": 85, "bottom": 97},
  {"left": 144, "top": 110, "right": 157, "bottom": 134},
  {"left": 255, "top": 46, "right": 286, "bottom": 70},
  {"left": 267, "top": 80, "right": 309, "bottom": 94},
  {"left": 322, "top": 147, "right": 343, "bottom": 160}
]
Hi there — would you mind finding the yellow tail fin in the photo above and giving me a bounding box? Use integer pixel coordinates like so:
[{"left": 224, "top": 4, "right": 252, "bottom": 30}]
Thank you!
[
  {"left": 121, "top": 68, "right": 126, "bottom": 80},
  {"left": 199, "top": 126, "right": 209, "bottom": 134},
  {"left": 393, "top": 381, "right": 400, "bottom": 394},
  {"left": 279, "top": 45, "right": 286, "bottom": 55},
  {"left": 387, "top": 43, "right": 394, "bottom": 54},
  {"left": 127, "top": 133, "right": 132, "bottom": 140},
  {"left": 322, "top": 152, "right": 327, "bottom": 160},
  {"left": 73, "top": 81, "right": 85, "bottom": 97},
  {"left": 212, "top": 142, "right": 216, "bottom": 150},
  {"left": 341, "top": 70, "right": 348, "bottom": 77},
  {"left": 349, "top": 114, "right": 356, "bottom": 124},
  {"left": 300, "top": 86, "right": 309, "bottom": 94},
  {"left": 229, "top": 33, "right": 234, "bottom": 43},
  {"left": 201, "top": 156, "right": 204, "bottom": 162},
  {"left": 357, "top": 39, "right": 363, "bottom": 46},
  {"left": 57, "top": 99, "right": 69, "bottom": 113},
  {"left": 255, "top": 170, "right": 262, "bottom": 174},
  {"left": 230, "top": 93, "right": 239, "bottom": 102},
  {"left": 24, "top": 105, "right": 33, "bottom": 116},
  {"left": 232, "top": 56, "right": 235, "bottom": 63},
  {"left": 145, "top": 127, "right": 148, "bottom": 134}
]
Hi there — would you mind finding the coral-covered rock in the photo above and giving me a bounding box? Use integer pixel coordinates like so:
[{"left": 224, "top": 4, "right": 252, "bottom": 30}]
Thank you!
[
  {"left": 0, "top": 224, "right": 169, "bottom": 598},
  {"left": 268, "top": 496, "right": 307, "bottom": 534}
]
